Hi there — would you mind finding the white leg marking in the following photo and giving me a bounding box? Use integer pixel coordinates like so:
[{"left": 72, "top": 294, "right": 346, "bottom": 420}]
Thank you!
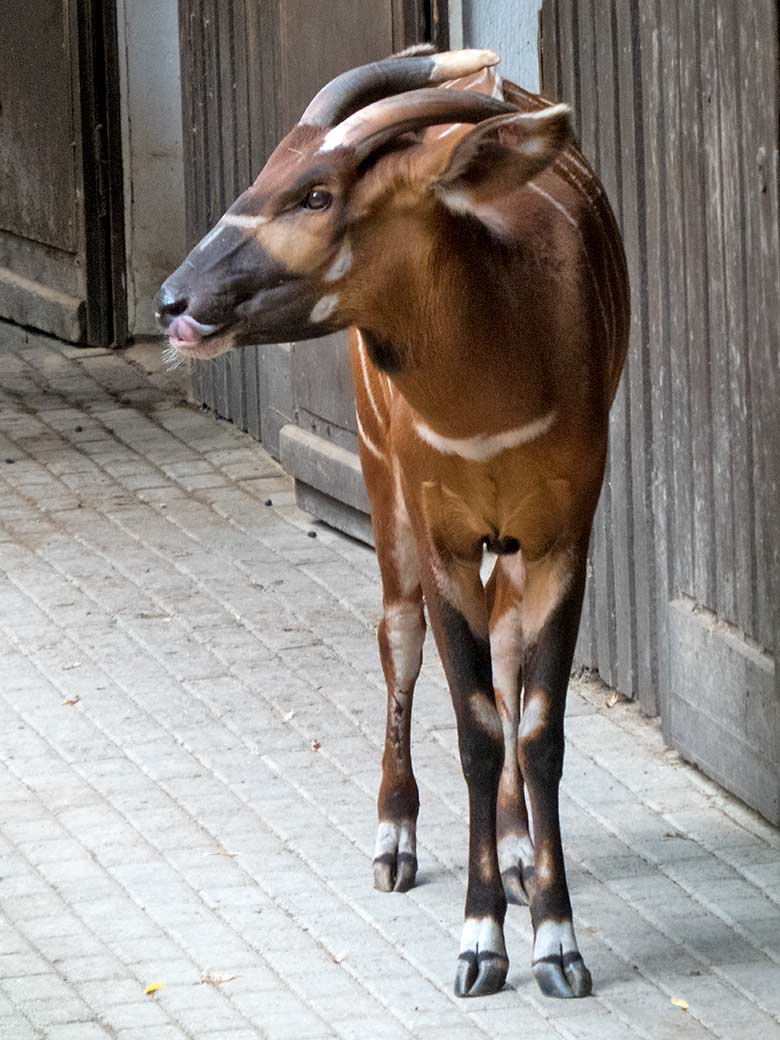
[
  {"left": 384, "top": 602, "right": 425, "bottom": 691},
  {"left": 374, "top": 820, "right": 416, "bottom": 860},
  {"left": 500, "top": 552, "right": 527, "bottom": 592},
  {"left": 309, "top": 294, "right": 339, "bottom": 323},
  {"left": 414, "top": 410, "right": 557, "bottom": 462},
  {"left": 392, "top": 461, "right": 419, "bottom": 598},
  {"left": 519, "top": 690, "right": 547, "bottom": 741},
  {"left": 490, "top": 604, "right": 523, "bottom": 705},
  {"left": 533, "top": 918, "right": 580, "bottom": 961},
  {"left": 489, "top": 604, "right": 523, "bottom": 782},
  {"left": 429, "top": 553, "right": 462, "bottom": 610},
  {"left": 521, "top": 556, "right": 572, "bottom": 643},
  {"left": 534, "top": 845, "right": 554, "bottom": 885},
  {"left": 459, "top": 916, "right": 507, "bottom": 958},
  {"left": 469, "top": 692, "right": 503, "bottom": 741}
]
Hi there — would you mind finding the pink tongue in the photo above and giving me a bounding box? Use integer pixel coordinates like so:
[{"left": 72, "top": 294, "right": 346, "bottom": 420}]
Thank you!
[{"left": 170, "top": 316, "right": 202, "bottom": 344}]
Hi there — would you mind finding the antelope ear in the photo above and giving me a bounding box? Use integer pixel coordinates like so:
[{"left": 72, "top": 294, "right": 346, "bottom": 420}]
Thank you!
[{"left": 433, "top": 103, "right": 573, "bottom": 218}]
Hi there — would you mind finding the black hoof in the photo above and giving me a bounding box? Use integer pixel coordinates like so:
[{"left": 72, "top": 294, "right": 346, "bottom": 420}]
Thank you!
[
  {"left": 373, "top": 852, "right": 417, "bottom": 893},
  {"left": 533, "top": 953, "right": 592, "bottom": 999},
  {"left": 454, "top": 951, "right": 509, "bottom": 998}
]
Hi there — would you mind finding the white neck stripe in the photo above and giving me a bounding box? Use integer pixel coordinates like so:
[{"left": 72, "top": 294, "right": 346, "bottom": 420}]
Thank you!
[{"left": 414, "top": 410, "right": 557, "bottom": 462}]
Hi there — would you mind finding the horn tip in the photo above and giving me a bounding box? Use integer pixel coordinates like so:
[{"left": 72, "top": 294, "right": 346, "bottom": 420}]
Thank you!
[{"left": 431, "top": 49, "right": 500, "bottom": 79}]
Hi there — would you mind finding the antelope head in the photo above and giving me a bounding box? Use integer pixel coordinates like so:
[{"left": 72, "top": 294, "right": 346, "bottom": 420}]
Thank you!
[{"left": 156, "top": 49, "right": 572, "bottom": 361}]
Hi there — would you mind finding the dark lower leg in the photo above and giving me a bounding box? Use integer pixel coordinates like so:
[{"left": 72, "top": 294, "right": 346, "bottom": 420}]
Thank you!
[{"left": 520, "top": 556, "right": 591, "bottom": 999}]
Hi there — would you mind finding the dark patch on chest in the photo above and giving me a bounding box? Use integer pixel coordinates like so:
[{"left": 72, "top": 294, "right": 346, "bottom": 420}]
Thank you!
[
  {"left": 484, "top": 535, "right": 521, "bottom": 556},
  {"left": 362, "top": 328, "right": 404, "bottom": 373}
]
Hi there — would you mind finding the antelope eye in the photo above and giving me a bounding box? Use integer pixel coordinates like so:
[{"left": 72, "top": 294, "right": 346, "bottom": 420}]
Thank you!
[{"left": 302, "top": 188, "right": 332, "bottom": 211}]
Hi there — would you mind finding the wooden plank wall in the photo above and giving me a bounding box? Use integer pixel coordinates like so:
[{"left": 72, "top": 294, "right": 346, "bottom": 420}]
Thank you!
[
  {"left": 540, "top": 0, "right": 779, "bottom": 716},
  {"left": 178, "top": 0, "right": 425, "bottom": 443},
  {"left": 178, "top": 0, "right": 284, "bottom": 441}
]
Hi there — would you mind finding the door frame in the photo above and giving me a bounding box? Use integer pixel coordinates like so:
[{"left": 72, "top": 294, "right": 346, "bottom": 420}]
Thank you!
[{"left": 76, "top": 0, "right": 128, "bottom": 345}]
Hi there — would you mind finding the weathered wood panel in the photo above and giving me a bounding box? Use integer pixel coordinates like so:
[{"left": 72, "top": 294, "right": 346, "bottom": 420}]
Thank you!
[
  {"left": 0, "top": 0, "right": 126, "bottom": 345},
  {"left": 179, "top": 0, "right": 268, "bottom": 429},
  {"left": 179, "top": 0, "right": 779, "bottom": 818},
  {"left": 180, "top": 0, "right": 420, "bottom": 445},
  {"left": 541, "top": 0, "right": 780, "bottom": 818},
  {"left": 0, "top": 2, "right": 78, "bottom": 252}
]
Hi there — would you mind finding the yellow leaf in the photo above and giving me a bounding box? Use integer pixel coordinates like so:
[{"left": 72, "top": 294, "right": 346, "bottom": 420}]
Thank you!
[
  {"left": 671, "top": 998, "right": 688, "bottom": 1011},
  {"left": 144, "top": 983, "right": 165, "bottom": 995}
]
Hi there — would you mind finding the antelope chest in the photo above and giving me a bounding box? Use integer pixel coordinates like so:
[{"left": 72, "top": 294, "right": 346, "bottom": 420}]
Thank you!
[{"left": 396, "top": 430, "right": 584, "bottom": 565}]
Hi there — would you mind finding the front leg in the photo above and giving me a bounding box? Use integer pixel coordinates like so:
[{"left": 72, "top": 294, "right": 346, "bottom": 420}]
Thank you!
[
  {"left": 359, "top": 432, "right": 426, "bottom": 893},
  {"left": 373, "top": 593, "right": 425, "bottom": 892},
  {"left": 419, "top": 544, "right": 509, "bottom": 997}
]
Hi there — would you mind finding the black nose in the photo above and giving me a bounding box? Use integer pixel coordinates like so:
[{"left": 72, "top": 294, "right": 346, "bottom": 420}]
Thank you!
[{"left": 155, "top": 283, "right": 189, "bottom": 330}]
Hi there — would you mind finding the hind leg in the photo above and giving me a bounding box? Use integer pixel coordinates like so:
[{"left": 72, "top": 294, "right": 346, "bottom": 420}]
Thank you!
[
  {"left": 519, "top": 546, "right": 592, "bottom": 998},
  {"left": 487, "top": 557, "right": 535, "bottom": 905}
]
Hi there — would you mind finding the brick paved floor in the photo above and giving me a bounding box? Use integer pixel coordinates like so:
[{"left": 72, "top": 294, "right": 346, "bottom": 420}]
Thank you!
[{"left": 1, "top": 322, "right": 779, "bottom": 1040}]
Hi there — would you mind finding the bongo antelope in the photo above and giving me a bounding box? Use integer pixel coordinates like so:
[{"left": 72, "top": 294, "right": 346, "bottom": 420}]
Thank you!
[{"left": 157, "top": 47, "right": 629, "bottom": 1000}]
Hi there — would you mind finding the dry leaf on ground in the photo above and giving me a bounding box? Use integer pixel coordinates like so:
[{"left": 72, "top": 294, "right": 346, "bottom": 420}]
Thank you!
[
  {"left": 201, "top": 972, "right": 239, "bottom": 986},
  {"left": 607, "top": 691, "right": 627, "bottom": 708}
]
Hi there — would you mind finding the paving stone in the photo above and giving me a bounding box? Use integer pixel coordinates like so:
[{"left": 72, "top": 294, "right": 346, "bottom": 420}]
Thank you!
[{"left": 1, "top": 328, "right": 779, "bottom": 1040}]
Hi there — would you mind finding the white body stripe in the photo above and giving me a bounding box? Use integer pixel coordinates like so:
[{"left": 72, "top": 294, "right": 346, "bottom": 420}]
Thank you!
[
  {"left": 355, "top": 330, "right": 387, "bottom": 430},
  {"left": 355, "top": 414, "right": 384, "bottom": 462},
  {"left": 434, "top": 122, "right": 464, "bottom": 140},
  {"left": 323, "top": 240, "right": 353, "bottom": 282},
  {"left": 414, "top": 409, "right": 557, "bottom": 462},
  {"left": 527, "top": 181, "right": 611, "bottom": 345}
]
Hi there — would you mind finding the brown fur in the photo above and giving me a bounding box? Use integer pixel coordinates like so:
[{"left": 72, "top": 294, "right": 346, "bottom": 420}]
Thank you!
[{"left": 160, "top": 57, "right": 629, "bottom": 1000}]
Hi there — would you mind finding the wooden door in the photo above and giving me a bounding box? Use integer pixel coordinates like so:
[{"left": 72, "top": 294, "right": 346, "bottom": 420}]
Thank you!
[
  {"left": 0, "top": 0, "right": 126, "bottom": 346},
  {"left": 278, "top": 1, "right": 427, "bottom": 544},
  {"left": 180, "top": 0, "right": 440, "bottom": 540},
  {"left": 541, "top": 0, "right": 780, "bottom": 822}
]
